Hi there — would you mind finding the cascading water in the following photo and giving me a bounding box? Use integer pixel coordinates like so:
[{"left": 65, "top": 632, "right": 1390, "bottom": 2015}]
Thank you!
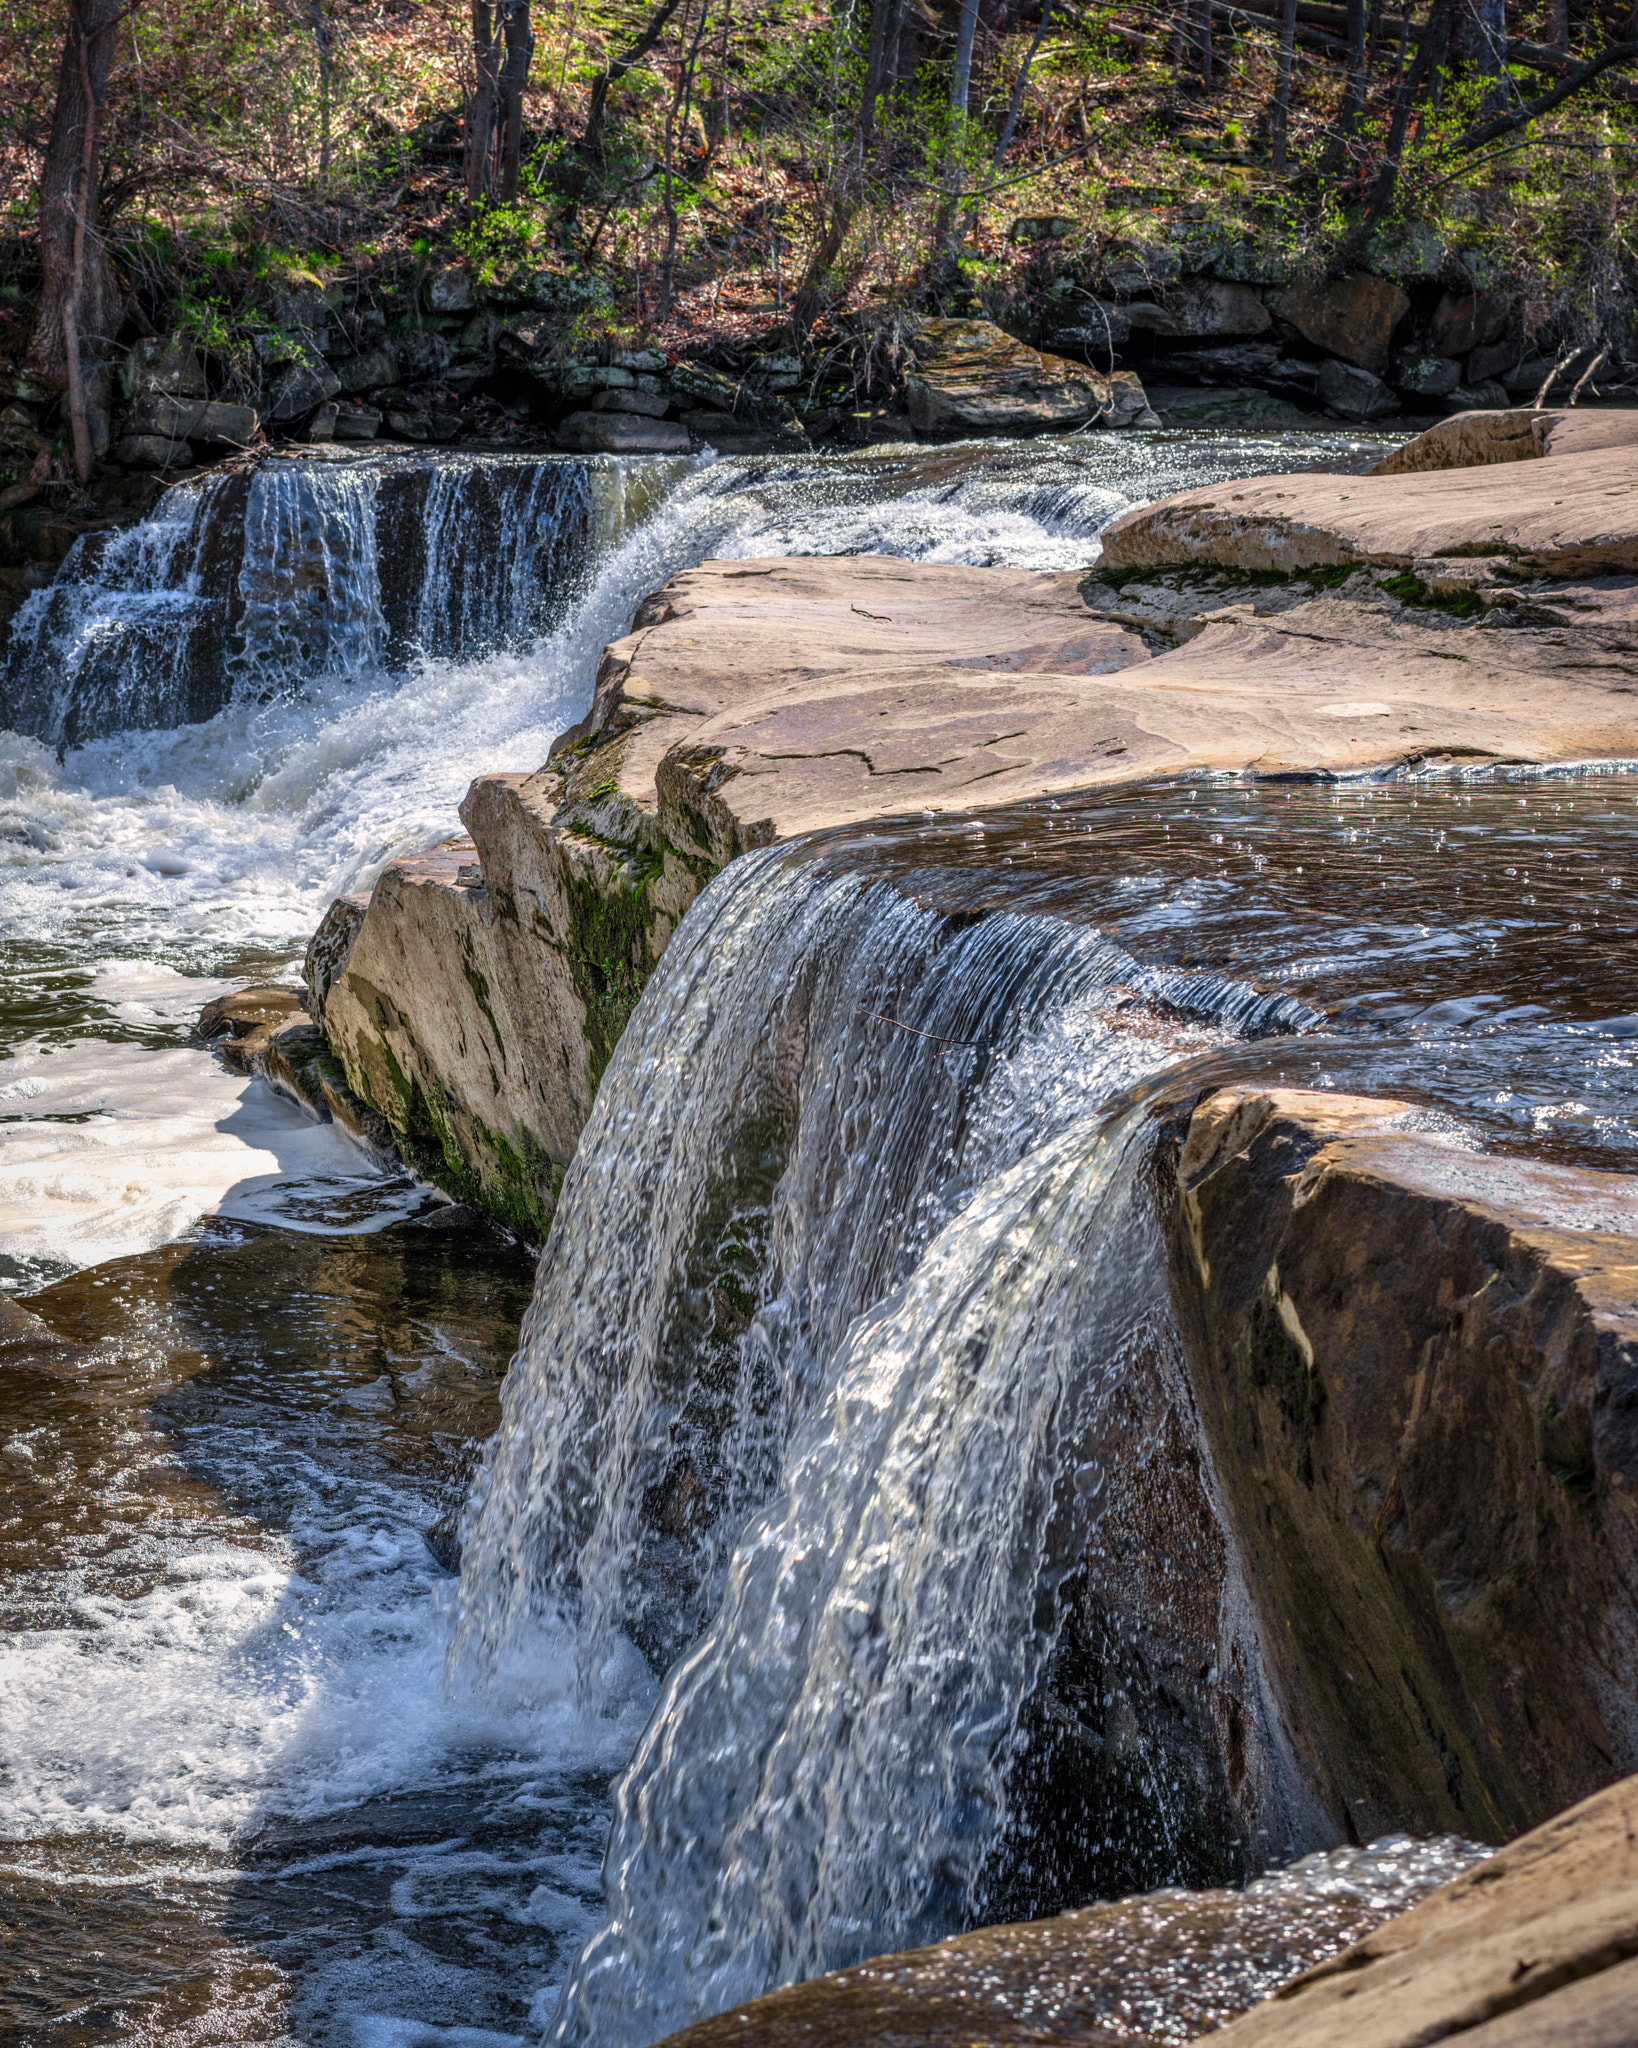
[
  {"left": 17, "top": 425, "right": 1545, "bottom": 2046},
  {"left": 2, "top": 452, "right": 604, "bottom": 750},
  {"left": 449, "top": 842, "right": 1327, "bottom": 2043}
]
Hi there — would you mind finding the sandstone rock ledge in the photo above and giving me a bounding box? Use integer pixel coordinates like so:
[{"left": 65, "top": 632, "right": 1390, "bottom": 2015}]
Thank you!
[
  {"left": 311, "top": 410, "right": 1638, "bottom": 1235},
  {"left": 646, "top": 1086, "right": 1638, "bottom": 2048}
]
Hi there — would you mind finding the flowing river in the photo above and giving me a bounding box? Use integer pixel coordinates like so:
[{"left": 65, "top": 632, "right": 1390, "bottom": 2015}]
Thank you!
[{"left": 2, "top": 434, "right": 1632, "bottom": 2046}]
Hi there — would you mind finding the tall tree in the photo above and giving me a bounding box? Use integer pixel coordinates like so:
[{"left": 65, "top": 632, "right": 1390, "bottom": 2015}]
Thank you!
[{"left": 28, "top": 0, "right": 126, "bottom": 482}]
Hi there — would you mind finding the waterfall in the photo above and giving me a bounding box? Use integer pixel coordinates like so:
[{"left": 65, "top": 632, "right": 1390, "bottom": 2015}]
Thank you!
[
  {"left": 451, "top": 839, "right": 1317, "bottom": 2043},
  {"left": 0, "top": 453, "right": 605, "bottom": 750}
]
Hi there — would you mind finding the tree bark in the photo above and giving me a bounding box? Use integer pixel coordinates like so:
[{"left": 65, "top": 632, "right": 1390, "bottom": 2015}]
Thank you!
[
  {"left": 28, "top": 0, "right": 124, "bottom": 481},
  {"left": 499, "top": 1, "right": 534, "bottom": 200},
  {"left": 1271, "top": 0, "right": 1298, "bottom": 170},
  {"left": 935, "top": 0, "right": 981, "bottom": 253},
  {"left": 466, "top": 0, "right": 503, "bottom": 202},
  {"left": 1544, "top": 0, "right": 1567, "bottom": 50}
]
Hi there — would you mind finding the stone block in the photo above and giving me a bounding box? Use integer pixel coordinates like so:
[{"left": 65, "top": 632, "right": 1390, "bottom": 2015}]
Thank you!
[
  {"left": 591, "top": 387, "right": 672, "bottom": 419},
  {"left": 1316, "top": 357, "right": 1398, "bottom": 418},
  {"left": 308, "top": 403, "right": 338, "bottom": 443},
  {"left": 332, "top": 406, "right": 382, "bottom": 441},
  {"left": 555, "top": 410, "right": 691, "bottom": 453},
  {"left": 126, "top": 396, "right": 260, "bottom": 446},
  {"left": 1467, "top": 340, "right": 1523, "bottom": 384},
  {"left": 266, "top": 359, "right": 342, "bottom": 421},
  {"left": 113, "top": 433, "right": 185, "bottom": 470},
  {"left": 906, "top": 318, "right": 1108, "bottom": 435},
  {"left": 1391, "top": 352, "right": 1462, "bottom": 398},
  {"left": 119, "top": 336, "right": 207, "bottom": 401},
  {"left": 1167, "top": 279, "right": 1272, "bottom": 337},
  {"left": 427, "top": 265, "right": 475, "bottom": 312},
  {"left": 335, "top": 347, "right": 398, "bottom": 394},
  {"left": 1272, "top": 272, "right": 1409, "bottom": 374}
]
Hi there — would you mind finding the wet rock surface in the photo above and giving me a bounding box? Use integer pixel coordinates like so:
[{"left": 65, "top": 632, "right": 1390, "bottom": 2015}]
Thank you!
[
  {"left": 1169, "top": 1088, "right": 1638, "bottom": 1845},
  {"left": 313, "top": 417, "right": 1638, "bottom": 1235}
]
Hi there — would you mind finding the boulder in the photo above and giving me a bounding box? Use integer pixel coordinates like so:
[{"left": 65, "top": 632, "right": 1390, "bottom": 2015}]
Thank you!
[
  {"left": 1467, "top": 339, "right": 1523, "bottom": 384},
  {"left": 113, "top": 433, "right": 184, "bottom": 470},
  {"left": 669, "top": 360, "right": 741, "bottom": 411},
  {"left": 332, "top": 405, "right": 382, "bottom": 441},
  {"left": 427, "top": 264, "right": 475, "bottom": 312},
  {"left": 119, "top": 335, "right": 207, "bottom": 402},
  {"left": 1104, "top": 370, "right": 1153, "bottom": 428},
  {"left": 1206, "top": 1773, "right": 1638, "bottom": 2048},
  {"left": 1099, "top": 409, "right": 1638, "bottom": 576},
  {"left": 1271, "top": 272, "right": 1409, "bottom": 373},
  {"left": 1442, "top": 378, "right": 1509, "bottom": 413},
  {"left": 395, "top": 330, "right": 452, "bottom": 379},
  {"left": 1426, "top": 286, "right": 1515, "bottom": 358},
  {"left": 197, "top": 986, "right": 306, "bottom": 1042},
  {"left": 384, "top": 410, "right": 429, "bottom": 441},
  {"left": 905, "top": 318, "right": 1109, "bottom": 435},
  {"left": 1167, "top": 279, "right": 1273, "bottom": 337},
  {"left": 1391, "top": 352, "right": 1462, "bottom": 398},
  {"left": 590, "top": 386, "right": 672, "bottom": 419},
  {"left": 125, "top": 396, "right": 259, "bottom": 448},
  {"left": 1163, "top": 341, "right": 1282, "bottom": 382},
  {"left": 335, "top": 347, "right": 398, "bottom": 394},
  {"left": 266, "top": 359, "right": 342, "bottom": 421},
  {"left": 1316, "top": 357, "right": 1398, "bottom": 419},
  {"left": 555, "top": 410, "right": 690, "bottom": 453},
  {"left": 308, "top": 402, "right": 338, "bottom": 443}
]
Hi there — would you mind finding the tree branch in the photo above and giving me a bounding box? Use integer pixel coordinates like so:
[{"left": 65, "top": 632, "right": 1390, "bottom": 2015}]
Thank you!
[{"left": 1457, "top": 39, "right": 1638, "bottom": 148}]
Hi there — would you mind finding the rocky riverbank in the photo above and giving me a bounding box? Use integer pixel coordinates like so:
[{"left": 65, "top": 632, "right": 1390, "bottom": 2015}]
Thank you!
[{"left": 273, "top": 406, "right": 1638, "bottom": 1235}]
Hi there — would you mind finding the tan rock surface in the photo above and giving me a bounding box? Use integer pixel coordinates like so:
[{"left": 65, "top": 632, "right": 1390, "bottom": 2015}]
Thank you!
[
  {"left": 1204, "top": 1773, "right": 1638, "bottom": 2048},
  {"left": 1099, "top": 408, "right": 1638, "bottom": 576},
  {"left": 904, "top": 318, "right": 1124, "bottom": 435},
  {"left": 316, "top": 472, "right": 1638, "bottom": 1233}
]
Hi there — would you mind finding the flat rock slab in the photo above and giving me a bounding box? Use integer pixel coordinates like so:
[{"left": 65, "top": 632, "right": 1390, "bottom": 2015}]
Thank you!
[
  {"left": 1100, "top": 408, "right": 1638, "bottom": 578},
  {"left": 561, "top": 549, "right": 1638, "bottom": 853}
]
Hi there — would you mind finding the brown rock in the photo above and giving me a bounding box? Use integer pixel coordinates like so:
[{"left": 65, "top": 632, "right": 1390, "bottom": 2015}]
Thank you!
[
  {"left": 1271, "top": 273, "right": 1409, "bottom": 373},
  {"left": 905, "top": 318, "right": 1111, "bottom": 435},
  {"left": 1426, "top": 287, "right": 1515, "bottom": 359},
  {"left": 1168, "top": 1087, "right": 1638, "bottom": 1845},
  {"left": 197, "top": 985, "right": 306, "bottom": 1042},
  {"left": 1204, "top": 1773, "right": 1638, "bottom": 2048},
  {"left": 1100, "top": 411, "right": 1638, "bottom": 576}
]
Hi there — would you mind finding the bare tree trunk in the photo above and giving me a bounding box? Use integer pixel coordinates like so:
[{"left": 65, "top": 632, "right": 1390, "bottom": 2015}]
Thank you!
[
  {"left": 1271, "top": 0, "right": 1298, "bottom": 169},
  {"left": 658, "top": 0, "right": 709, "bottom": 316},
  {"left": 312, "top": 0, "right": 334, "bottom": 179},
  {"left": 1544, "top": 0, "right": 1568, "bottom": 50},
  {"left": 29, "top": 0, "right": 123, "bottom": 483},
  {"left": 1337, "top": 0, "right": 1453, "bottom": 265},
  {"left": 935, "top": 0, "right": 981, "bottom": 253},
  {"left": 466, "top": 0, "right": 503, "bottom": 202},
  {"left": 499, "top": 1, "right": 534, "bottom": 199}
]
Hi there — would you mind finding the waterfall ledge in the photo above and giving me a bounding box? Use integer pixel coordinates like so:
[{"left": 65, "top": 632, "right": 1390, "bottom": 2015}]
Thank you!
[{"left": 308, "top": 419, "right": 1638, "bottom": 1236}]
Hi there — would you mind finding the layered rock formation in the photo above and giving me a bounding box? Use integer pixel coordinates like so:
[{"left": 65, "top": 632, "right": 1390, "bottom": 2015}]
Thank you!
[
  {"left": 640, "top": 1086, "right": 1638, "bottom": 2048},
  {"left": 308, "top": 409, "right": 1638, "bottom": 1233}
]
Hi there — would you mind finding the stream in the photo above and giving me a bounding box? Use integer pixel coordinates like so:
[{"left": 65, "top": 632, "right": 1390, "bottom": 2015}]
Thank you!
[{"left": 2, "top": 432, "right": 1630, "bottom": 2046}]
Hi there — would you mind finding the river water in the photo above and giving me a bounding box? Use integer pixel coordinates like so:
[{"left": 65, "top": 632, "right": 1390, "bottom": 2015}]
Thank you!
[{"left": 2, "top": 431, "right": 1627, "bottom": 2046}]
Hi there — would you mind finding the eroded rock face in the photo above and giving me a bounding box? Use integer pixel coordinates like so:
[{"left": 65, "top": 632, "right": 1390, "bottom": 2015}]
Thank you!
[
  {"left": 1098, "top": 407, "right": 1638, "bottom": 576},
  {"left": 905, "top": 318, "right": 1129, "bottom": 435},
  {"left": 1168, "top": 1088, "right": 1638, "bottom": 1843}
]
